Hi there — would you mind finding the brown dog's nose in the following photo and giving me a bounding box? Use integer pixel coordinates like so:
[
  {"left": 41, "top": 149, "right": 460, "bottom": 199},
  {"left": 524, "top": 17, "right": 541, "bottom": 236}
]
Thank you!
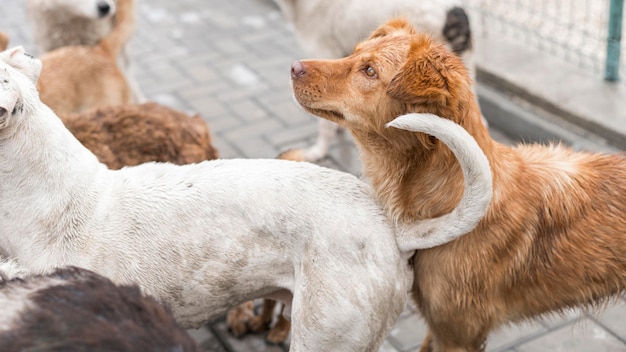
[{"left": 291, "top": 61, "right": 306, "bottom": 79}]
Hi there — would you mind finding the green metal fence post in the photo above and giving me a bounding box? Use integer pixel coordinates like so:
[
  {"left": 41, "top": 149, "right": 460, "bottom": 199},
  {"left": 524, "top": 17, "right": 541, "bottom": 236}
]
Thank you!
[{"left": 605, "top": 0, "right": 624, "bottom": 81}]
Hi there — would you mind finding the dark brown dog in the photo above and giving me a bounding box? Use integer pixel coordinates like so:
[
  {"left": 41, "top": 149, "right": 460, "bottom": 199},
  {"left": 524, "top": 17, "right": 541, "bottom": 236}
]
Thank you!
[
  {"left": 290, "top": 17, "right": 626, "bottom": 351},
  {"left": 62, "top": 102, "right": 219, "bottom": 169}
]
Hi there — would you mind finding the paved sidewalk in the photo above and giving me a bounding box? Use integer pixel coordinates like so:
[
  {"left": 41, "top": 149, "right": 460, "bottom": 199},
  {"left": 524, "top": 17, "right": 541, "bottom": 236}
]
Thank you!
[{"left": 2, "top": 0, "right": 625, "bottom": 351}]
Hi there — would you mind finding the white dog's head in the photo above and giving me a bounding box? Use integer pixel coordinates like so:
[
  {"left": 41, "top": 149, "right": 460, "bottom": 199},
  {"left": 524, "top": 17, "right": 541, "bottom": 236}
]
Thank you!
[
  {"left": 0, "top": 47, "right": 42, "bottom": 131},
  {"left": 51, "top": 0, "right": 117, "bottom": 19}
]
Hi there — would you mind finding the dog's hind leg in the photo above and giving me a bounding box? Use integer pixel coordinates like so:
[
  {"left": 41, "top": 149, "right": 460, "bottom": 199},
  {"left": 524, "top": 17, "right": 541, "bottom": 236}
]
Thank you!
[
  {"left": 248, "top": 299, "right": 276, "bottom": 333},
  {"left": 266, "top": 305, "right": 291, "bottom": 344}
]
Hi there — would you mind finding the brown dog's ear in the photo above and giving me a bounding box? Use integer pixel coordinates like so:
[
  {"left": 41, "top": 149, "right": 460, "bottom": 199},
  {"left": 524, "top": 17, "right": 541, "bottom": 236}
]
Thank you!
[
  {"left": 367, "top": 17, "right": 417, "bottom": 40},
  {"left": 386, "top": 37, "right": 451, "bottom": 106},
  {"left": 0, "top": 32, "right": 9, "bottom": 51}
]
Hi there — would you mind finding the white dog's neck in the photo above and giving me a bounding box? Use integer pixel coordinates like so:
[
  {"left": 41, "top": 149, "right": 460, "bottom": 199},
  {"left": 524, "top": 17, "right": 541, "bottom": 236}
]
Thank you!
[{"left": 0, "top": 101, "right": 106, "bottom": 269}]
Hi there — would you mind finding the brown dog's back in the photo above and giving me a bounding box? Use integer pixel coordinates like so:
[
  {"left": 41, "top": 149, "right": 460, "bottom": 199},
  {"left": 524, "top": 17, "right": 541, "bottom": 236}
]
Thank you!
[{"left": 62, "top": 103, "right": 219, "bottom": 169}]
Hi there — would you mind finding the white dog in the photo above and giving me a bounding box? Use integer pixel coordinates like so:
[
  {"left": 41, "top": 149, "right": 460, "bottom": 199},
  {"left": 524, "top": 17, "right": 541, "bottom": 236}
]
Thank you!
[
  {"left": 0, "top": 47, "right": 490, "bottom": 351},
  {"left": 275, "top": 0, "right": 476, "bottom": 162},
  {"left": 26, "top": 0, "right": 117, "bottom": 53}
]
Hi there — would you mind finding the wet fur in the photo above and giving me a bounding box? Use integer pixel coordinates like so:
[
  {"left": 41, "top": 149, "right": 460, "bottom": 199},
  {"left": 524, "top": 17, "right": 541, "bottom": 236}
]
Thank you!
[{"left": 290, "top": 17, "right": 626, "bottom": 351}]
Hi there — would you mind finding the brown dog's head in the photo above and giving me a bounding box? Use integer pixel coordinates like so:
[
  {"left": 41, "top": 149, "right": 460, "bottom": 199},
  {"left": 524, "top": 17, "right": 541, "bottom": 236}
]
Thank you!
[{"left": 291, "top": 17, "right": 482, "bottom": 142}]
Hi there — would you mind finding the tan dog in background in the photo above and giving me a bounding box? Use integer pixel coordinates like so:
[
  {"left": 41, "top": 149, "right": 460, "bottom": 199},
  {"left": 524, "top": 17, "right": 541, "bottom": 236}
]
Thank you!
[
  {"left": 35, "top": 0, "right": 136, "bottom": 115},
  {"left": 291, "top": 17, "right": 626, "bottom": 351},
  {"left": 26, "top": 0, "right": 145, "bottom": 103}
]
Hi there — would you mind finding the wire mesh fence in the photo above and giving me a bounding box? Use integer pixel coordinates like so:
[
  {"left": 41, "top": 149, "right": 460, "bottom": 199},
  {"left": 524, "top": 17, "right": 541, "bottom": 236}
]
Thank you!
[{"left": 466, "top": 0, "right": 625, "bottom": 83}]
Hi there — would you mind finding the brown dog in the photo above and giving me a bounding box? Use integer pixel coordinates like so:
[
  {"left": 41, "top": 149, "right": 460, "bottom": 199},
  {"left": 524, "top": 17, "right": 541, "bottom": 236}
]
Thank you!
[
  {"left": 36, "top": 0, "right": 135, "bottom": 115},
  {"left": 290, "top": 17, "right": 626, "bottom": 351},
  {"left": 61, "top": 102, "right": 219, "bottom": 169}
]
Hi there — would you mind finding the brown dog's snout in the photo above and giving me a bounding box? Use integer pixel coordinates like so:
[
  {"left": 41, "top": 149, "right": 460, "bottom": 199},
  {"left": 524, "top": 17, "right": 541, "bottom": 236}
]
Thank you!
[{"left": 291, "top": 61, "right": 306, "bottom": 79}]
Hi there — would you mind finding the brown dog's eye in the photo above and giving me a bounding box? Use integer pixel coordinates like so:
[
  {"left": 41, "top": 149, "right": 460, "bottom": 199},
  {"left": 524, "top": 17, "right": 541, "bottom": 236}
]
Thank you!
[{"left": 364, "top": 66, "right": 377, "bottom": 78}]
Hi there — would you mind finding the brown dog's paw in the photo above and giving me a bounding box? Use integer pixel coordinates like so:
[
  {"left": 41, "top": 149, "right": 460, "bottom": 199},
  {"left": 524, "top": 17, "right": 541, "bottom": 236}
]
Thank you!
[
  {"left": 226, "top": 301, "right": 255, "bottom": 337},
  {"left": 266, "top": 316, "right": 291, "bottom": 344},
  {"left": 276, "top": 148, "right": 306, "bottom": 162}
]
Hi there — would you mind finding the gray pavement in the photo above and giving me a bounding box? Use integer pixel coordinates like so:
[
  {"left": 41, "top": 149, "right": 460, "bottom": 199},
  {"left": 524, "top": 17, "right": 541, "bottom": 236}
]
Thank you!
[{"left": 1, "top": 0, "right": 625, "bottom": 351}]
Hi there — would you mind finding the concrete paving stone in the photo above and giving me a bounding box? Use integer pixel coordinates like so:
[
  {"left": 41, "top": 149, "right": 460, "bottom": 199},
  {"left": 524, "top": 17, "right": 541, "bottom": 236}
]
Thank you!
[
  {"left": 591, "top": 301, "right": 626, "bottom": 341},
  {"left": 185, "top": 96, "right": 230, "bottom": 121},
  {"left": 210, "top": 135, "right": 241, "bottom": 160},
  {"left": 150, "top": 92, "right": 190, "bottom": 113},
  {"left": 265, "top": 121, "right": 318, "bottom": 145},
  {"left": 516, "top": 318, "right": 626, "bottom": 352},
  {"left": 222, "top": 118, "right": 284, "bottom": 142},
  {"left": 487, "top": 321, "right": 550, "bottom": 352},
  {"left": 176, "top": 62, "right": 221, "bottom": 84},
  {"left": 177, "top": 80, "right": 234, "bottom": 101},
  {"left": 264, "top": 100, "right": 313, "bottom": 126},
  {"left": 211, "top": 320, "right": 288, "bottom": 352},
  {"left": 187, "top": 327, "right": 228, "bottom": 352},
  {"left": 196, "top": 113, "right": 242, "bottom": 133},
  {"left": 232, "top": 136, "right": 279, "bottom": 159},
  {"left": 215, "top": 84, "right": 271, "bottom": 103},
  {"left": 228, "top": 99, "right": 269, "bottom": 122},
  {"left": 386, "top": 312, "right": 428, "bottom": 351}
]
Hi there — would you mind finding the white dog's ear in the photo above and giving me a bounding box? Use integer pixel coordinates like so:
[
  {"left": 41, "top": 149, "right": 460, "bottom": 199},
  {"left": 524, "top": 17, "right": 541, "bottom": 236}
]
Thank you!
[{"left": 0, "top": 46, "right": 42, "bottom": 85}]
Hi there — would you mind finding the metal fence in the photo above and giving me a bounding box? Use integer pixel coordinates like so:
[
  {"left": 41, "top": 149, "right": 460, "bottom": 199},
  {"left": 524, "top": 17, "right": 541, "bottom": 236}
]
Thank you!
[{"left": 465, "top": 0, "right": 625, "bottom": 83}]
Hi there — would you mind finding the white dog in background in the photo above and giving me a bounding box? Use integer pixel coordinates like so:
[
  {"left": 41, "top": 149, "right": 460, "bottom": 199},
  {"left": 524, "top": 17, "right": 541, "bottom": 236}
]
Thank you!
[
  {"left": 0, "top": 46, "right": 490, "bottom": 350},
  {"left": 275, "top": 0, "right": 476, "bottom": 162},
  {"left": 26, "top": 0, "right": 117, "bottom": 53},
  {"left": 26, "top": 0, "right": 145, "bottom": 103}
]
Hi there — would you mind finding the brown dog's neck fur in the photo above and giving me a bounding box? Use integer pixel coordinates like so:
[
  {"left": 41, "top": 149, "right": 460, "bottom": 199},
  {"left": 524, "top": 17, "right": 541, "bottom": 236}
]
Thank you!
[{"left": 354, "top": 92, "right": 497, "bottom": 223}]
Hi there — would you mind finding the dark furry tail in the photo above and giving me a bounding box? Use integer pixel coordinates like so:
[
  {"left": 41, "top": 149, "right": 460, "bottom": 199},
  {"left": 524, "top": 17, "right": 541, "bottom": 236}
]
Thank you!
[
  {"left": 443, "top": 6, "right": 472, "bottom": 55},
  {"left": 100, "top": 0, "right": 135, "bottom": 59}
]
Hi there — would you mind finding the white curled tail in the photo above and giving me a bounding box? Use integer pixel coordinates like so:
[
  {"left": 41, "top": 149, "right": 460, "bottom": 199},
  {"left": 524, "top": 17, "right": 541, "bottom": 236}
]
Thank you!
[{"left": 385, "top": 113, "right": 492, "bottom": 251}]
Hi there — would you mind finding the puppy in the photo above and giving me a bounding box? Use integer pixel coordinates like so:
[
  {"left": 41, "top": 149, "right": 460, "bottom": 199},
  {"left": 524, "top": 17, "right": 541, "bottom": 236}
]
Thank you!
[
  {"left": 62, "top": 102, "right": 219, "bottom": 169},
  {"left": 35, "top": 0, "right": 137, "bottom": 115},
  {"left": 0, "top": 260, "right": 199, "bottom": 352},
  {"left": 275, "top": 0, "right": 475, "bottom": 163},
  {"left": 0, "top": 46, "right": 491, "bottom": 351},
  {"left": 290, "top": 17, "right": 626, "bottom": 351},
  {"left": 26, "top": 0, "right": 145, "bottom": 102}
]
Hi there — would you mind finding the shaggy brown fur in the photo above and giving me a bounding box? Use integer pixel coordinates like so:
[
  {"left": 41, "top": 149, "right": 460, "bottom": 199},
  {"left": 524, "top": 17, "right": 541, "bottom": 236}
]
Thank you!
[
  {"left": 291, "top": 17, "right": 626, "bottom": 351},
  {"left": 36, "top": 0, "right": 135, "bottom": 115},
  {"left": 0, "top": 266, "right": 199, "bottom": 352},
  {"left": 61, "top": 102, "right": 219, "bottom": 169}
]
